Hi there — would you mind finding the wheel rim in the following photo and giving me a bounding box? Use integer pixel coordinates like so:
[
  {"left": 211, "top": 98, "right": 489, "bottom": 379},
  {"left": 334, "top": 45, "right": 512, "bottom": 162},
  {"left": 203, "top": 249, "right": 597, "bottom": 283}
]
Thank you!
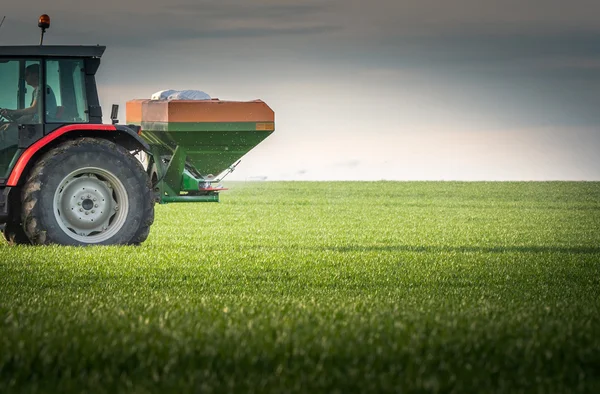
[{"left": 53, "top": 167, "right": 129, "bottom": 243}]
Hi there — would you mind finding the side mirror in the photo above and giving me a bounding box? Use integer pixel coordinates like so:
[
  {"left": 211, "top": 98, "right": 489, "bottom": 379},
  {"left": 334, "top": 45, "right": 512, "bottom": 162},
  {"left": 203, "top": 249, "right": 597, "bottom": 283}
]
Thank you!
[{"left": 110, "top": 104, "right": 119, "bottom": 125}]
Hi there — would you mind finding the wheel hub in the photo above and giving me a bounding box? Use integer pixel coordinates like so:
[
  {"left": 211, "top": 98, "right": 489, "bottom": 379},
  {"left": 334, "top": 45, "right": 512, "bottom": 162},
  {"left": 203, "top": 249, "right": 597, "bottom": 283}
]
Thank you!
[
  {"left": 53, "top": 169, "right": 129, "bottom": 243},
  {"left": 82, "top": 198, "right": 94, "bottom": 210}
]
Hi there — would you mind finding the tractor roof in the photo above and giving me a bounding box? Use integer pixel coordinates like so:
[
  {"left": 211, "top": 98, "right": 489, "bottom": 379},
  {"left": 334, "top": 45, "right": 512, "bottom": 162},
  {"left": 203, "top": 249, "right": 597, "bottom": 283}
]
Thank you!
[{"left": 0, "top": 45, "right": 105, "bottom": 58}]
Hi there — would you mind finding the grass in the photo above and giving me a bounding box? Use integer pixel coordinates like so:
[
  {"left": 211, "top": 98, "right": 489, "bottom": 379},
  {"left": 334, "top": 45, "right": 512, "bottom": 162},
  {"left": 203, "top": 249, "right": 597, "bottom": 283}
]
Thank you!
[{"left": 1, "top": 181, "right": 599, "bottom": 393}]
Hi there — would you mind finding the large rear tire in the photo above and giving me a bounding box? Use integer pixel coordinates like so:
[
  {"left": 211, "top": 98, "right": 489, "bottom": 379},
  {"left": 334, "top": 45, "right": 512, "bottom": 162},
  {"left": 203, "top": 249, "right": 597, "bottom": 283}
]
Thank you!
[{"left": 22, "top": 137, "right": 154, "bottom": 246}]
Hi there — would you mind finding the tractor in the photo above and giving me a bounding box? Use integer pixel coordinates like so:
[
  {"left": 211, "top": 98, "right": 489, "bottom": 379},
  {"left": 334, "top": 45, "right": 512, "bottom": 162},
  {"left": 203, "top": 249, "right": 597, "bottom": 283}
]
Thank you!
[{"left": 0, "top": 15, "right": 275, "bottom": 246}]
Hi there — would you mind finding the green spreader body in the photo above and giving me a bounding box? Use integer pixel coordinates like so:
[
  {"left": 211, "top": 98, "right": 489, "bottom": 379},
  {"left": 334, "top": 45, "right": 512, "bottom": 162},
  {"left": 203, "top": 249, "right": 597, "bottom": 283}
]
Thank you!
[{"left": 126, "top": 99, "right": 275, "bottom": 203}]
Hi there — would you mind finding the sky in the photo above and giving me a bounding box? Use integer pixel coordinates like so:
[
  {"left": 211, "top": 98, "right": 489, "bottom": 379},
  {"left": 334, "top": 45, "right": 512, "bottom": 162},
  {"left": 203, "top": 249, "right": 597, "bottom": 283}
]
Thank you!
[{"left": 1, "top": 0, "right": 599, "bottom": 180}]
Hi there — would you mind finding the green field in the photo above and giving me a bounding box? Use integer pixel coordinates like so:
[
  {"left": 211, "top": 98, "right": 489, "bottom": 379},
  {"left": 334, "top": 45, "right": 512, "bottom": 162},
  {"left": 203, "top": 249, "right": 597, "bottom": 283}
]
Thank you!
[{"left": 1, "top": 182, "right": 599, "bottom": 393}]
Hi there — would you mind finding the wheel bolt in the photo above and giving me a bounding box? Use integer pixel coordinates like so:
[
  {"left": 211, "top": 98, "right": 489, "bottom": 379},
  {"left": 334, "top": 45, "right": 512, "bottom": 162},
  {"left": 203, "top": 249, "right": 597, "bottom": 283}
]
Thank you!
[
  {"left": 79, "top": 208, "right": 83, "bottom": 212},
  {"left": 95, "top": 204, "right": 99, "bottom": 208},
  {"left": 91, "top": 210, "right": 95, "bottom": 214},
  {"left": 85, "top": 211, "right": 89, "bottom": 215},
  {"left": 93, "top": 198, "right": 97, "bottom": 202},
  {"left": 81, "top": 196, "right": 85, "bottom": 200},
  {"left": 78, "top": 202, "right": 82, "bottom": 206}
]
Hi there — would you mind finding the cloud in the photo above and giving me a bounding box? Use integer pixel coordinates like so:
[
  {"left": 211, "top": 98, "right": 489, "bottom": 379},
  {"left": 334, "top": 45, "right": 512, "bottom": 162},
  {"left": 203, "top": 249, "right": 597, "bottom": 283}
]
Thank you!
[
  {"left": 0, "top": 1, "right": 341, "bottom": 48},
  {"left": 368, "top": 27, "right": 600, "bottom": 70},
  {"left": 196, "top": 26, "right": 339, "bottom": 40},
  {"left": 164, "top": 2, "right": 329, "bottom": 20}
]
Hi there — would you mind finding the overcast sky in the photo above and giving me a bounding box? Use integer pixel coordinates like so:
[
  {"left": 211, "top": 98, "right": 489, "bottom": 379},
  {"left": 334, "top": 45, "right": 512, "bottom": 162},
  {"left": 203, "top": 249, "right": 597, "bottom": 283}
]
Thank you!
[{"left": 2, "top": 0, "right": 599, "bottom": 180}]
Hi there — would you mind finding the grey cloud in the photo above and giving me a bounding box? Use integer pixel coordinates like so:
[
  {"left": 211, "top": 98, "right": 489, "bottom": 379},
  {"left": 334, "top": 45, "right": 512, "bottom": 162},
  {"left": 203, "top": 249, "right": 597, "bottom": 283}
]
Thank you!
[
  {"left": 165, "top": 2, "right": 329, "bottom": 19},
  {"left": 372, "top": 28, "right": 600, "bottom": 68},
  {"left": 0, "top": 1, "right": 340, "bottom": 48},
  {"left": 196, "top": 25, "right": 339, "bottom": 40},
  {"left": 80, "top": 24, "right": 338, "bottom": 47}
]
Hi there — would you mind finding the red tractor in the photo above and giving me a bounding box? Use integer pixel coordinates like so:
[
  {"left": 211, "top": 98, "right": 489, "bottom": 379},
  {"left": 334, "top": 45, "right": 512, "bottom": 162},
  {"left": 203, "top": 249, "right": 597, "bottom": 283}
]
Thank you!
[
  {"left": 0, "top": 15, "right": 275, "bottom": 246},
  {"left": 0, "top": 40, "right": 154, "bottom": 245}
]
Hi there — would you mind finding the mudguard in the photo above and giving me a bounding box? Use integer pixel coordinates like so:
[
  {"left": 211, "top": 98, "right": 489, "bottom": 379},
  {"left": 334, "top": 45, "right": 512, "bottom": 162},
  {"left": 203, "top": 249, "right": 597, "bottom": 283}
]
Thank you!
[{"left": 6, "top": 124, "right": 149, "bottom": 186}]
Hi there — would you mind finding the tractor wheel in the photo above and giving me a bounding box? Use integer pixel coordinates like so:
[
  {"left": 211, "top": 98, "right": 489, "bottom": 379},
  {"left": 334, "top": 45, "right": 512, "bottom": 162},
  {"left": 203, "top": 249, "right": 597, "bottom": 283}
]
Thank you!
[
  {"left": 22, "top": 137, "right": 154, "bottom": 246},
  {"left": 2, "top": 219, "right": 30, "bottom": 245}
]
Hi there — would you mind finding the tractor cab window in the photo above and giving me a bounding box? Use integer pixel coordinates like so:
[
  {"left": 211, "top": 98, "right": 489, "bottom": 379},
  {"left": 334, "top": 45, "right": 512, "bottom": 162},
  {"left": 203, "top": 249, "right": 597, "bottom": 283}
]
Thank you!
[
  {"left": 0, "top": 59, "right": 42, "bottom": 178},
  {"left": 45, "top": 59, "right": 89, "bottom": 123},
  {"left": 0, "top": 61, "right": 19, "bottom": 112},
  {"left": 0, "top": 59, "right": 43, "bottom": 123}
]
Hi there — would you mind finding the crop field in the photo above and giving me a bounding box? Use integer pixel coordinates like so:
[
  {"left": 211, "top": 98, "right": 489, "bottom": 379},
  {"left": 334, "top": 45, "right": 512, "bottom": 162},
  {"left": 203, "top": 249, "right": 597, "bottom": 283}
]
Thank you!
[{"left": 1, "top": 181, "right": 599, "bottom": 393}]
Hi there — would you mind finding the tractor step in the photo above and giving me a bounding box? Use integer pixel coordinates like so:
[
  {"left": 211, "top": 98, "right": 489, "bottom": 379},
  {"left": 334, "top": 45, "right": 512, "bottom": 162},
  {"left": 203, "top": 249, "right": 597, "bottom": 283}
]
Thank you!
[{"left": 0, "top": 188, "right": 9, "bottom": 224}]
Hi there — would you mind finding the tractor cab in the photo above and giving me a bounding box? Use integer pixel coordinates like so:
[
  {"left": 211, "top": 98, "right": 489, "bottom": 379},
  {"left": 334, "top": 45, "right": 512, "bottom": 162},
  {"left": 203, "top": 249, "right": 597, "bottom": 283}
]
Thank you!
[{"left": 0, "top": 46, "right": 104, "bottom": 179}]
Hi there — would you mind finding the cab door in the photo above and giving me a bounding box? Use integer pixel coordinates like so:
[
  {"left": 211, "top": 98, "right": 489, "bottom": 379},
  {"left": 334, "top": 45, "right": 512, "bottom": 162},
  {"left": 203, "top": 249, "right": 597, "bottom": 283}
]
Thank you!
[
  {"left": 0, "top": 59, "right": 44, "bottom": 181},
  {"left": 44, "top": 58, "right": 90, "bottom": 134}
]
